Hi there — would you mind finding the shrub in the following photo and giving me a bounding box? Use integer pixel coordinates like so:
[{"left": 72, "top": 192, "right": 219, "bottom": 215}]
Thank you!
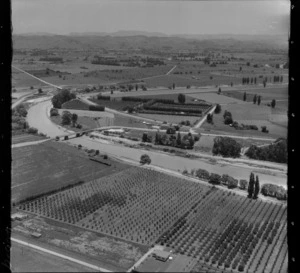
[
  {"left": 228, "top": 178, "right": 238, "bottom": 189},
  {"left": 209, "top": 173, "right": 222, "bottom": 185},
  {"left": 194, "top": 135, "right": 200, "bottom": 142},
  {"left": 50, "top": 108, "right": 59, "bottom": 117},
  {"left": 27, "top": 127, "right": 38, "bottom": 134},
  {"left": 195, "top": 169, "right": 210, "bottom": 180},
  {"left": 103, "top": 154, "right": 108, "bottom": 159},
  {"left": 61, "top": 111, "right": 72, "bottom": 125},
  {"left": 239, "top": 179, "right": 248, "bottom": 190},
  {"left": 140, "top": 154, "right": 151, "bottom": 165},
  {"left": 224, "top": 116, "right": 233, "bottom": 125}
]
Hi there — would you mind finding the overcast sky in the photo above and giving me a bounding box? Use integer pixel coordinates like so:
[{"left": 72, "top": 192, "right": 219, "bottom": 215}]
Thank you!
[{"left": 12, "top": 0, "right": 290, "bottom": 36}]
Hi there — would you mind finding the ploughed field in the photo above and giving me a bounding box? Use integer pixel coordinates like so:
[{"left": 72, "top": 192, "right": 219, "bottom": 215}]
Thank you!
[
  {"left": 12, "top": 141, "right": 128, "bottom": 204},
  {"left": 18, "top": 167, "right": 287, "bottom": 273}
]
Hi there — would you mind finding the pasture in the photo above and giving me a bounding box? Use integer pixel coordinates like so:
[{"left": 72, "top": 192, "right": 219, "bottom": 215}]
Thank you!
[
  {"left": 18, "top": 167, "right": 287, "bottom": 273},
  {"left": 12, "top": 141, "right": 129, "bottom": 203},
  {"left": 188, "top": 93, "right": 244, "bottom": 104},
  {"left": 201, "top": 103, "right": 287, "bottom": 138},
  {"left": 12, "top": 134, "right": 48, "bottom": 145},
  {"left": 222, "top": 86, "right": 288, "bottom": 103}
]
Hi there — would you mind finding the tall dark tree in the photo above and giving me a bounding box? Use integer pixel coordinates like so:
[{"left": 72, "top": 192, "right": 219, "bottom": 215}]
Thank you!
[
  {"left": 248, "top": 172, "right": 255, "bottom": 198},
  {"left": 176, "top": 132, "right": 182, "bottom": 147},
  {"left": 218, "top": 87, "right": 221, "bottom": 94},
  {"left": 71, "top": 113, "right": 78, "bottom": 127},
  {"left": 207, "top": 113, "right": 213, "bottom": 124},
  {"left": 243, "top": 92, "right": 247, "bottom": 101},
  {"left": 155, "top": 132, "right": 160, "bottom": 145},
  {"left": 280, "top": 76, "right": 283, "bottom": 82},
  {"left": 253, "top": 175, "right": 260, "bottom": 199},
  {"left": 214, "top": 104, "right": 221, "bottom": 114},
  {"left": 142, "top": 133, "right": 148, "bottom": 142},
  {"left": 263, "top": 81, "right": 267, "bottom": 88},
  {"left": 271, "top": 99, "right": 276, "bottom": 108},
  {"left": 251, "top": 78, "right": 253, "bottom": 84},
  {"left": 253, "top": 94, "right": 257, "bottom": 104},
  {"left": 172, "top": 83, "right": 175, "bottom": 90},
  {"left": 178, "top": 93, "right": 186, "bottom": 104},
  {"left": 257, "top": 96, "right": 261, "bottom": 106},
  {"left": 135, "top": 84, "right": 138, "bottom": 91}
]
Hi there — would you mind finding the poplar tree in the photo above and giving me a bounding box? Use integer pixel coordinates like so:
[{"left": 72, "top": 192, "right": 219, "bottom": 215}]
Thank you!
[
  {"left": 248, "top": 172, "right": 255, "bottom": 198},
  {"left": 243, "top": 92, "right": 247, "bottom": 101},
  {"left": 253, "top": 175, "right": 260, "bottom": 199},
  {"left": 257, "top": 96, "right": 261, "bottom": 105},
  {"left": 253, "top": 94, "right": 257, "bottom": 104}
]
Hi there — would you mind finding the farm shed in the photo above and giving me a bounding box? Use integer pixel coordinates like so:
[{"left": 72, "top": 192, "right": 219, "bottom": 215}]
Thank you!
[{"left": 133, "top": 251, "right": 196, "bottom": 272}]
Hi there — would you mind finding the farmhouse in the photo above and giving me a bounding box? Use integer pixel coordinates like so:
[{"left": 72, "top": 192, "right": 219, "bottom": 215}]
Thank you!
[{"left": 11, "top": 212, "right": 28, "bottom": 221}]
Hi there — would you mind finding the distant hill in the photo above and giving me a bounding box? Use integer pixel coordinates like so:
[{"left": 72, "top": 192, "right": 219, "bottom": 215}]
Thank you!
[
  {"left": 12, "top": 33, "right": 288, "bottom": 52},
  {"left": 69, "top": 30, "right": 167, "bottom": 37}
]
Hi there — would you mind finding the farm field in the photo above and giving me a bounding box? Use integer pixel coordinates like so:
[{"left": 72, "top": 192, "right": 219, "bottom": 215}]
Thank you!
[
  {"left": 12, "top": 70, "right": 45, "bottom": 88},
  {"left": 17, "top": 167, "right": 287, "bottom": 273},
  {"left": 89, "top": 98, "right": 139, "bottom": 111},
  {"left": 133, "top": 93, "right": 196, "bottom": 103},
  {"left": 222, "top": 86, "right": 288, "bottom": 103},
  {"left": 10, "top": 241, "right": 97, "bottom": 272},
  {"left": 12, "top": 141, "right": 129, "bottom": 203},
  {"left": 201, "top": 103, "right": 287, "bottom": 138},
  {"left": 136, "top": 113, "right": 201, "bottom": 125},
  {"left": 12, "top": 216, "right": 147, "bottom": 272},
  {"left": 142, "top": 74, "right": 241, "bottom": 88},
  {"left": 15, "top": 61, "right": 134, "bottom": 74},
  {"left": 12, "top": 134, "right": 48, "bottom": 145}
]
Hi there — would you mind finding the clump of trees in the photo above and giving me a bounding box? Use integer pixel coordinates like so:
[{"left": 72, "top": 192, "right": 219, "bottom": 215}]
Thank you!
[
  {"left": 154, "top": 131, "right": 197, "bottom": 149},
  {"left": 261, "top": 184, "right": 287, "bottom": 200},
  {"left": 51, "top": 89, "right": 76, "bottom": 109},
  {"left": 140, "top": 154, "right": 151, "bottom": 165},
  {"left": 12, "top": 104, "right": 29, "bottom": 134},
  {"left": 212, "top": 136, "right": 242, "bottom": 158},
  {"left": 245, "top": 139, "right": 287, "bottom": 163}
]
